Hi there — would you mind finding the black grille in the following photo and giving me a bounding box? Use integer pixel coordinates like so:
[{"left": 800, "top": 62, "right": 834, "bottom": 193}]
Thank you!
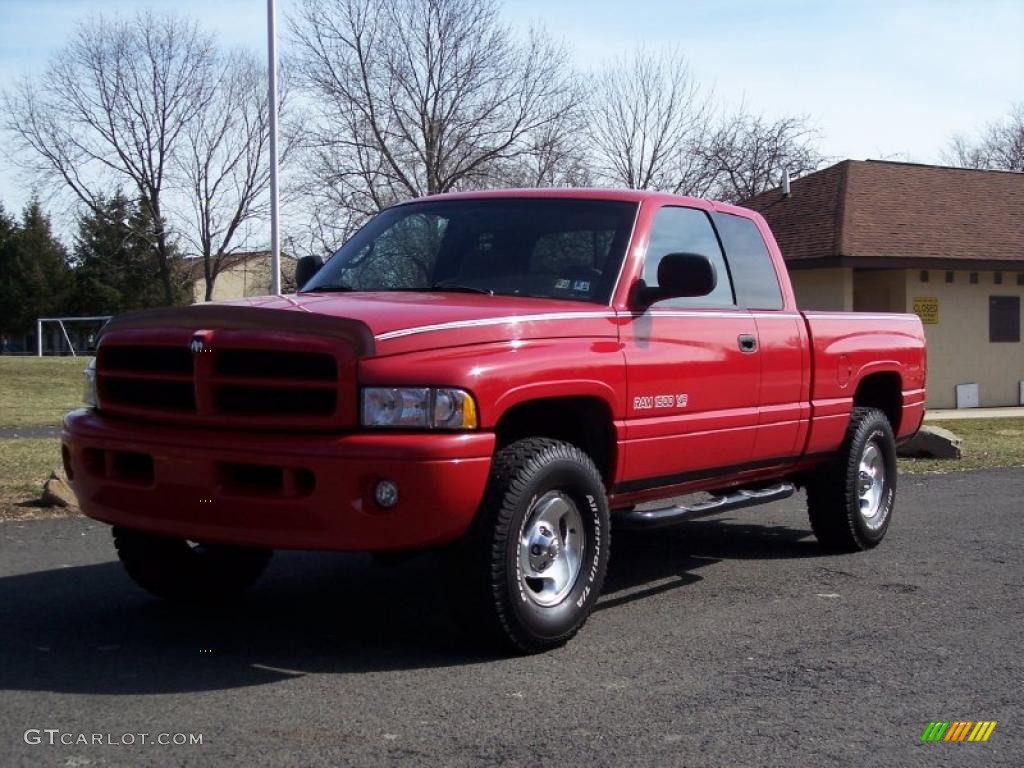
[
  {"left": 96, "top": 340, "right": 342, "bottom": 427},
  {"left": 101, "top": 376, "right": 196, "bottom": 411},
  {"left": 216, "top": 349, "right": 336, "bottom": 380},
  {"left": 214, "top": 384, "right": 336, "bottom": 415},
  {"left": 100, "top": 345, "right": 193, "bottom": 374}
]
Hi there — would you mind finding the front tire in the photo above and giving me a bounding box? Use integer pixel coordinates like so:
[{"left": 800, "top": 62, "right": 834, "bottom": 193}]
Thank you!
[
  {"left": 113, "top": 527, "right": 272, "bottom": 602},
  {"left": 444, "top": 438, "right": 610, "bottom": 653},
  {"left": 806, "top": 407, "right": 897, "bottom": 552}
]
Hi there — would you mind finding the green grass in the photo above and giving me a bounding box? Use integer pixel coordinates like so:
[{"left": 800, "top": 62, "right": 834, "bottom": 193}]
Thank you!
[
  {"left": 0, "top": 356, "right": 91, "bottom": 428},
  {"left": 899, "top": 418, "right": 1024, "bottom": 474},
  {"left": 0, "top": 437, "right": 65, "bottom": 519}
]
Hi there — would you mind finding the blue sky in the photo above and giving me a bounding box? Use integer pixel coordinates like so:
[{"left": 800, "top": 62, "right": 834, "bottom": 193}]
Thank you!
[{"left": 1, "top": 0, "right": 1022, "bottom": 221}]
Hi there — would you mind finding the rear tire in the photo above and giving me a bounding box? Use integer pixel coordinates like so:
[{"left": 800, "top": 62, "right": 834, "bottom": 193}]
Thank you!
[
  {"left": 113, "top": 527, "right": 272, "bottom": 602},
  {"left": 443, "top": 438, "right": 610, "bottom": 653},
  {"left": 806, "top": 407, "right": 897, "bottom": 552}
]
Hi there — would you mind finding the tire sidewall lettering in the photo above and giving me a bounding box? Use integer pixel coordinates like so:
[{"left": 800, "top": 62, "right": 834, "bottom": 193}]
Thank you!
[{"left": 510, "top": 461, "right": 608, "bottom": 630}]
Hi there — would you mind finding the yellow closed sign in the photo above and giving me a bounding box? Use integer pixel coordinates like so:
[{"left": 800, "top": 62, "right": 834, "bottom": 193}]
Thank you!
[{"left": 913, "top": 297, "right": 939, "bottom": 324}]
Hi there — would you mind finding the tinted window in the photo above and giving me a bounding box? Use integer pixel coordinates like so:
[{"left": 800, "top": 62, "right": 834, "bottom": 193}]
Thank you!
[
  {"left": 644, "top": 206, "right": 734, "bottom": 307},
  {"left": 307, "top": 199, "right": 637, "bottom": 304},
  {"left": 341, "top": 213, "right": 448, "bottom": 290},
  {"left": 990, "top": 296, "right": 1020, "bottom": 343},
  {"left": 529, "top": 229, "right": 616, "bottom": 273},
  {"left": 711, "top": 212, "right": 784, "bottom": 310}
]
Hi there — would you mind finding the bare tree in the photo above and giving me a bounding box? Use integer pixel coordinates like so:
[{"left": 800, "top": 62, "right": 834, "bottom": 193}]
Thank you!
[
  {"left": 490, "top": 119, "right": 592, "bottom": 188},
  {"left": 944, "top": 102, "right": 1024, "bottom": 171},
  {"left": 177, "top": 52, "right": 290, "bottom": 301},
  {"left": 289, "top": 0, "right": 581, "bottom": 243},
  {"left": 4, "top": 12, "right": 215, "bottom": 305},
  {"left": 588, "top": 47, "right": 717, "bottom": 195},
  {"left": 705, "top": 108, "right": 823, "bottom": 203}
]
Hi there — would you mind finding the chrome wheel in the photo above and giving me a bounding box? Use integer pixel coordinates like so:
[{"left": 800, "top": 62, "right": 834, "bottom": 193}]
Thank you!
[
  {"left": 857, "top": 440, "right": 887, "bottom": 529},
  {"left": 518, "top": 490, "right": 585, "bottom": 607}
]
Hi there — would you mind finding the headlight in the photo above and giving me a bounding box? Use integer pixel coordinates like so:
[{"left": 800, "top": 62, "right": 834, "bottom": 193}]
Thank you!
[
  {"left": 361, "top": 387, "right": 478, "bottom": 429},
  {"left": 83, "top": 358, "right": 98, "bottom": 408}
]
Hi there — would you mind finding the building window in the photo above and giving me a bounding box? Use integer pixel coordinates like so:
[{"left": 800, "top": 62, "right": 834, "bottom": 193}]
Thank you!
[
  {"left": 970, "top": 272, "right": 979, "bottom": 284},
  {"left": 990, "top": 296, "right": 1021, "bottom": 343},
  {"left": 994, "top": 272, "right": 1003, "bottom": 285},
  {"left": 919, "top": 270, "right": 929, "bottom": 283},
  {"left": 945, "top": 271, "right": 954, "bottom": 283}
]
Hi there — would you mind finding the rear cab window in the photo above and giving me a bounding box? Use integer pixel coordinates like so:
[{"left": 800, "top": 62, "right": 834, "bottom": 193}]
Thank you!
[{"left": 711, "top": 212, "right": 784, "bottom": 310}]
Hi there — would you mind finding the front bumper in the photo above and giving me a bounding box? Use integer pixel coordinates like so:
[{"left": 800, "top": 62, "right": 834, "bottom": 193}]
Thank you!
[{"left": 62, "top": 409, "right": 494, "bottom": 551}]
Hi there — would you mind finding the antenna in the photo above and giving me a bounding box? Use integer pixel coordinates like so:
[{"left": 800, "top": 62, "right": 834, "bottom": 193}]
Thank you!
[{"left": 782, "top": 169, "right": 791, "bottom": 198}]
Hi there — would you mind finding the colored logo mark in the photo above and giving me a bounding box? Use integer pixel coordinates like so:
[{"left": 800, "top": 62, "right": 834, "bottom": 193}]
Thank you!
[{"left": 920, "top": 720, "right": 997, "bottom": 742}]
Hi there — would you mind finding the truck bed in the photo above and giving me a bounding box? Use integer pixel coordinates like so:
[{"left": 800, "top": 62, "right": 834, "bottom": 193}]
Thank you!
[{"left": 801, "top": 310, "right": 927, "bottom": 456}]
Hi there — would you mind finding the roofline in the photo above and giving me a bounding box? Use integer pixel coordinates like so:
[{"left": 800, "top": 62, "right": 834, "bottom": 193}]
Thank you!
[
  {"left": 860, "top": 158, "right": 1024, "bottom": 176},
  {"left": 408, "top": 187, "right": 654, "bottom": 203},
  {"left": 787, "top": 256, "right": 1024, "bottom": 271},
  {"left": 180, "top": 251, "right": 296, "bottom": 261},
  {"left": 397, "top": 187, "right": 751, "bottom": 212},
  {"left": 749, "top": 157, "right": 1024, "bottom": 204}
]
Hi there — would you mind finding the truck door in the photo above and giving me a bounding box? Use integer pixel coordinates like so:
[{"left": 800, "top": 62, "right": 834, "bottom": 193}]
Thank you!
[
  {"left": 619, "top": 205, "right": 760, "bottom": 491},
  {"left": 711, "top": 211, "right": 810, "bottom": 465}
]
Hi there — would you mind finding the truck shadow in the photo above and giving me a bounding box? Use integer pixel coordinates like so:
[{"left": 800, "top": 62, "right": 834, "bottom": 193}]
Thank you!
[
  {"left": 0, "top": 516, "right": 817, "bottom": 696},
  {"left": 598, "top": 516, "right": 819, "bottom": 612}
]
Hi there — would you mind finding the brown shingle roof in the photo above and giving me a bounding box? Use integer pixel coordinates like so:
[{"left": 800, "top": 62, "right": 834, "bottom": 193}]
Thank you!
[{"left": 744, "top": 160, "right": 1024, "bottom": 264}]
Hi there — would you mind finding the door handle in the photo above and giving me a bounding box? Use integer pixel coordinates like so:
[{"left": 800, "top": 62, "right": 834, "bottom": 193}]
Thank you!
[{"left": 738, "top": 333, "right": 758, "bottom": 353}]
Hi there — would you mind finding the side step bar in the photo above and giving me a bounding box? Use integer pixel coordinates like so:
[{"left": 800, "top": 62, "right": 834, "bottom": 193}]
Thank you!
[{"left": 616, "top": 482, "right": 796, "bottom": 530}]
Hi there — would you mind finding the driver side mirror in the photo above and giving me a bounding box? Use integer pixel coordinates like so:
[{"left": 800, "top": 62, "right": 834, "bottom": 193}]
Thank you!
[
  {"left": 634, "top": 252, "right": 717, "bottom": 309},
  {"left": 295, "top": 255, "right": 324, "bottom": 291}
]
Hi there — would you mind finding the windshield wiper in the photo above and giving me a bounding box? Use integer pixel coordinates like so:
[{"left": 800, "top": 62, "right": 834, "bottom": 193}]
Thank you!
[
  {"left": 307, "top": 282, "right": 354, "bottom": 293},
  {"left": 430, "top": 282, "right": 494, "bottom": 296}
]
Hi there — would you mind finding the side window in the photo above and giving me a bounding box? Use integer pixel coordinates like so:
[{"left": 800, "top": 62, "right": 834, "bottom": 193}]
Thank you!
[
  {"left": 644, "top": 206, "right": 734, "bottom": 307},
  {"left": 712, "top": 212, "right": 784, "bottom": 310}
]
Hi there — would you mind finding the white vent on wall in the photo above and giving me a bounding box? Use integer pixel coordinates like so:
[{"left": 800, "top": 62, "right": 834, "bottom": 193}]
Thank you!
[
  {"left": 1019, "top": 381, "right": 1024, "bottom": 406},
  {"left": 955, "top": 383, "right": 979, "bottom": 409}
]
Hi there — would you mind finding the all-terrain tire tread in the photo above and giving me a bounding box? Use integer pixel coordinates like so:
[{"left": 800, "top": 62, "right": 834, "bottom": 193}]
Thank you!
[
  {"left": 447, "top": 438, "right": 609, "bottom": 654},
  {"left": 806, "top": 406, "right": 895, "bottom": 553}
]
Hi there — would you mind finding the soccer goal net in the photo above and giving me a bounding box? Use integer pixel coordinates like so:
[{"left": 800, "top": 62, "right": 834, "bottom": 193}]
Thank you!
[{"left": 34, "top": 316, "right": 113, "bottom": 357}]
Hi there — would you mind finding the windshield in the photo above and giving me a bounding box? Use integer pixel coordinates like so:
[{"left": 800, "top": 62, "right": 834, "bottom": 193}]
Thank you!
[{"left": 304, "top": 198, "right": 638, "bottom": 304}]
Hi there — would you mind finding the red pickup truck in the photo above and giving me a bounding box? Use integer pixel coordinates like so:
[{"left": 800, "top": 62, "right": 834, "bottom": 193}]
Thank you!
[{"left": 63, "top": 189, "right": 926, "bottom": 652}]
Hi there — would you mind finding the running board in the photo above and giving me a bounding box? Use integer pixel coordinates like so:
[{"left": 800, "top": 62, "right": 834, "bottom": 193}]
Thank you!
[{"left": 616, "top": 482, "right": 796, "bottom": 530}]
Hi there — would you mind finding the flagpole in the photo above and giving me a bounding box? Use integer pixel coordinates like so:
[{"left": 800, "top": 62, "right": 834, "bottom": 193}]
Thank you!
[{"left": 267, "top": 0, "right": 282, "bottom": 294}]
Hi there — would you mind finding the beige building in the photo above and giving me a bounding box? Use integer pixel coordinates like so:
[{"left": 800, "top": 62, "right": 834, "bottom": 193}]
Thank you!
[
  {"left": 746, "top": 160, "right": 1024, "bottom": 409},
  {"left": 184, "top": 251, "right": 296, "bottom": 304}
]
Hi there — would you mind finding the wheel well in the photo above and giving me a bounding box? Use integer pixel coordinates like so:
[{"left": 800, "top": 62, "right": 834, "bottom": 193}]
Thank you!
[
  {"left": 853, "top": 372, "right": 902, "bottom": 432},
  {"left": 494, "top": 397, "right": 616, "bottom": 484}
]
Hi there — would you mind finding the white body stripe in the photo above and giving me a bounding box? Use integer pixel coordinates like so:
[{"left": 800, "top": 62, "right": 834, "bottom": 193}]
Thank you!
[
  {"left": 373, "top": 308, "right": 811, "bottom": 341},
  {"left": 375, "top": 311, "right": 617, "bottom": 340}
]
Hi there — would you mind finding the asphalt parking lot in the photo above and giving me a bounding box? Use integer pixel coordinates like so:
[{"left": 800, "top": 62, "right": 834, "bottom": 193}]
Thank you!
[{"left": 1, "top": 468, "right": 1021, "bottom": 767}]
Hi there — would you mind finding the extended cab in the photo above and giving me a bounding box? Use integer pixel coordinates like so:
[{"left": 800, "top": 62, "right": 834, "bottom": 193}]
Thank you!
[{"left": 62, "top": 189, "right": 926, "bottom": 652}]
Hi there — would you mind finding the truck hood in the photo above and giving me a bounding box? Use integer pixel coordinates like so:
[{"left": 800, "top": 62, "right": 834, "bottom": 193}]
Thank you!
[
  {"left": 103, "top": 292, "right": 619, "bottom": 357},
  {"left": 231, "top": 291, "right": 620, "bottom": 355}
]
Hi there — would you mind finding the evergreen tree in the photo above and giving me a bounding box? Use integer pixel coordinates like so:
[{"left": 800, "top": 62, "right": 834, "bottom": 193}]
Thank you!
[
  {"left": 0, "top": 200, "right": 71, "bottom": 339},
  {"left": 69, "top": 192, "right": 173, "bottom": 314},
  {"left": 0, "top": 204, "right": 21, "bottom": 346}
]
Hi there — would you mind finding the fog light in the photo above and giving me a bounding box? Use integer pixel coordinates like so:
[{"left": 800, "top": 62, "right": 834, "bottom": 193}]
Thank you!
[{"left": 374, "top": 480, "right": 399, "bottom": 508}]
